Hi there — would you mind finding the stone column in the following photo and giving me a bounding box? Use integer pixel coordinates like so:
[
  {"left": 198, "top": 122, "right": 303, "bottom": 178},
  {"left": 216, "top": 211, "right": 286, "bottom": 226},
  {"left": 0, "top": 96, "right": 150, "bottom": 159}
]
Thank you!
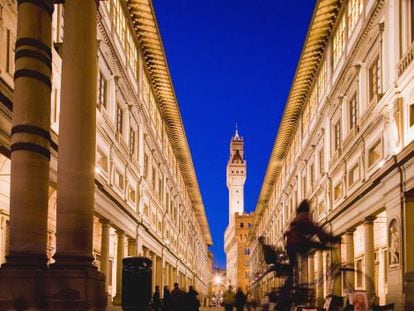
[
  {"left": 332, "top": 243, "right": 342, "bottom": 296},
  {"left": 308, "top": 253, "right": 315, "bottom": 286},
  {"left": 344, "top": 229, "right": 355, "bottom": 292},
  {"left": 128, "top": 238, "right": 137, "bottom": 257},
  {"left": 315, "top": 250, "right": 324, "bottom": 307},
  {"left": 364, "top": 216, "right": 376, "bottom": 299},
  {"left": 54, "top": 0, "right": 98, "bottom": 266},
  {"left": 152, "top": 253, "right": 157, "bottom": 292},
  {"left": 0, "top": 0, "right": 53, "bottom": 307},
  {"left": 156, "top": 257, "right": 163, "bottom": 289},
  {"left": 100, "top": 219, "right": 110, "bottom": 292},
  {"left": 7, "top": 0, "right": 53, "bottom": 268},
  {"left": 113, "top": 230, "right": 124, "bottom": 305},
  {"left": 300, "top": 255, "right": 308, "bottom": 285}
]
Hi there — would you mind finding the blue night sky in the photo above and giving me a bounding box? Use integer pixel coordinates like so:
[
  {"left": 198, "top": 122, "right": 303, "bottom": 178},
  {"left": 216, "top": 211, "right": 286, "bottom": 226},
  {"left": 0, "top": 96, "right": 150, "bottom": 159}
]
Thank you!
[{"left": 152, "top": 0, "right": 316, "bottom": 268}]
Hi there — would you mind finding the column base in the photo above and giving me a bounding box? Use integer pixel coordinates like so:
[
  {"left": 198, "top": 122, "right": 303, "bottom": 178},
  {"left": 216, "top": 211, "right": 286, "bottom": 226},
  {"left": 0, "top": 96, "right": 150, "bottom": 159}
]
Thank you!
[
  {"left": 0, "top": 261, "right": 106, "bottom": 310},
  {"left": 112, "top": 294, "right": 122, "bottom": 306}
]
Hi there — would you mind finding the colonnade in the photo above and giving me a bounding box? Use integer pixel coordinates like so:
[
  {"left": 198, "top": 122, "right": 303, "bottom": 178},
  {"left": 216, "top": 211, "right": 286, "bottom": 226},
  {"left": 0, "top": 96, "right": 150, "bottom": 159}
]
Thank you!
[{"left": 0, "top": 0, "right": 106, "bottom": 309}]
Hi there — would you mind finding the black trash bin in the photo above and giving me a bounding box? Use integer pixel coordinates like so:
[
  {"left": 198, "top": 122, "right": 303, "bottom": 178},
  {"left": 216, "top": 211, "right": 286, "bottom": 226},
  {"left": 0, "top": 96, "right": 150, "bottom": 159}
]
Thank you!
[{"left": 122, "top": 256, "right": 152, "bottom": 311}]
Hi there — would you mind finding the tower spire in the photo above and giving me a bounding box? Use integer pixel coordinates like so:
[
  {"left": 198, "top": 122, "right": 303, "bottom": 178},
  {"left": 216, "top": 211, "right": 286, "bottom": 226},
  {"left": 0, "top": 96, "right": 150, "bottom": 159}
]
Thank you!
[{"left": 234, "top": 123, "right": 240, "bottom": 139}]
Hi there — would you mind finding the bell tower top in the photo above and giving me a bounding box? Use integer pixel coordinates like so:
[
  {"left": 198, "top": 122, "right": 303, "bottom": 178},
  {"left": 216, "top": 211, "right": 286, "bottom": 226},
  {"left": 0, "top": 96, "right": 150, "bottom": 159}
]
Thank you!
[{"left": 226, "top": 126, "right": 247, "bottom": 221}]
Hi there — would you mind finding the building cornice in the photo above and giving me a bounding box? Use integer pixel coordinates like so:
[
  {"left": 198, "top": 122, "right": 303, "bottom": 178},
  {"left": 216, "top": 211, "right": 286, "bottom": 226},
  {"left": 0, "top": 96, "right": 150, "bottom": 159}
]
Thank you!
[
  {"left": 251, "top": 0, "right": 343, "bottom": 233},
  {"left": 126, "top": 0, "right": 212, "bottom": 245}
]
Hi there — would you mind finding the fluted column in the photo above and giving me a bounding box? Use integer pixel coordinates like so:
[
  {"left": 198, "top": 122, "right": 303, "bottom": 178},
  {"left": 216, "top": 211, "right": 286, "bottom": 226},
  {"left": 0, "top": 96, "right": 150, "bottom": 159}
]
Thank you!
[
  {"left": 113, "top": 230, "right": 124, "bottom": 305},
  {"left": 100, "top": 219, "right": 110, "bottom": 292},
  {"left": 315, "top": 250, "right": 324, "bottom": 307},
  {"left": 7, "top": 0, "right": 53, "bottom": 268},
  {"left": 128, "top": 238, "right": 137, "bottom": 257},
  {"left": 344, "top": 229, "right": 355, "bottom": 292},
  {"left": 55, "top": 0, "right": 98, "bottom": 266},
  {"left": 156, "top": 257, "right": 163, "bottom": 288},
  {"left": 152, "top": 253, "right": 157, "bottom": 292},
  {"left": 364, "top": 216, "right": 376, "bottom": 299}
]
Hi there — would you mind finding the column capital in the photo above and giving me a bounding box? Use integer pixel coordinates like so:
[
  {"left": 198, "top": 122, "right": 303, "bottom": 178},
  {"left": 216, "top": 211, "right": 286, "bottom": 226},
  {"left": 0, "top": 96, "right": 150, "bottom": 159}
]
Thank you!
[
  {"left": 99, "top": 218, "right": 110, "bottom": 226},
  {"left": 115, "top": 229, "right": 125, "bottom": 235},
  {"left": 346, "top": 228, "right": 356, "bottom": 234},
  {"left": 364, "top": 215, "right": 376, "bottom": 223},
  {"left": 127, "top": 237, "right": 136, "bottom": 243}
]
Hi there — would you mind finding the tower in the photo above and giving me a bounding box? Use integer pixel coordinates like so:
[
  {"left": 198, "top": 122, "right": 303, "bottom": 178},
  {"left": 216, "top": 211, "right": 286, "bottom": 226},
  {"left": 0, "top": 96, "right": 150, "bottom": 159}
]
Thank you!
[{"left": 226, "top": 127, "right": 247, "bottom": 222}]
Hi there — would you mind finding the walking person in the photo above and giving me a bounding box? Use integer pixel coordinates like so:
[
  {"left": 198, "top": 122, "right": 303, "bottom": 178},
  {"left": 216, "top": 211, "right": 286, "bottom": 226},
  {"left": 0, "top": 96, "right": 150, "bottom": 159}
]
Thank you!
[
  {"left": 171, "top": 282, "right": 186, "bottom": 311},
  {"left": 235, "top": 287, "right": 246, "bottom": 311},
  {"left": 186, "top": 285, "right": 201, "bottom": 311},
  {"left": 222, "top": 285, "right": 236, "bottom": 311},
  {"left": 152, "top": 286, "right": 161, "bottom": 311},
  {"left": 245, "top": 290, "right": 253, "bottom": 311},
  {"left": 162, "top": 285, "right": 172, "bottom": 311}
]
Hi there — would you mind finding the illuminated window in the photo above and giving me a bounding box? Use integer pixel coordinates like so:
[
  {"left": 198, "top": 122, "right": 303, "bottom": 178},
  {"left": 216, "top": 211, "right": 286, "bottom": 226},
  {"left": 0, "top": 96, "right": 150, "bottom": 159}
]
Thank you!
[
  {"left": 349, "top": 94, "right": 358, "bottom": 129},
  {"left": 309, "top": 87, "right": 317, "bottom": 120},
  {"left": 356, "top": 258, "right": 364, "bottom": 288},
  {"left": 368, "top": 140, "right": 382, "bottom": 167},
  {"left": 98, "top": 71, "right": 107, "bottom": 109},
  {"left": 129, "top": 128, "right": 136, "bottom": 155},
  {"left": 114, "top": 168, "right": 124, "bottom": 190},
  {"left": 410, "top": 103, "right": 414, "bottom": 127},
  {"left": 310, "top": 163, "right": 315, "bottom": 190},
  {"left": 334, "top": 121, "right": 341, "bottom": 152},
  {"left": 348, "top": 0, "right": 363, "bottom": 36},
  {"left": 116, "top": 104, "right": 123, "bottom": 134},
  {"left": 96, "top": 148, "right": 108, "bottom": 173},
  {"left": 348, "top": 163, "right": 360, "bottom": 187},
  {"left": 334, "top": 181, "right": 343, "bottom": 201},
  {"left": 369, "top": 57, "right": 381, "bottom": 102},
  {"left": 6, "top": 29, "right": 16, "bottom": 74},
  {"left": 143, "top": 153, "right": 149, "bottom": 179},
  {"left": 302, "top": 103, "right": 309, "bottom": 135},
  {"left": 332, "top": 14, "right": 346, "bottom": 69},
  {"left": 317, "top": 60, "right": 327, "bottom": 98},
  {"left": 128, "top": 186, "right": 136, "bottom": 203},
  {"left": 319, "top": 149, "right": 324, "bottom": 175},
  {"left": 114, "top": 0, "right": 126, "bottom": 48}
]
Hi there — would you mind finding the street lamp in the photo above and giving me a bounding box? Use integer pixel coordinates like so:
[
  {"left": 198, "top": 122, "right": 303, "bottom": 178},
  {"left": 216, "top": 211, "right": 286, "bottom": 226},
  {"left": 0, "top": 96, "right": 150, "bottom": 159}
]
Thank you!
[{"left": 214, "top": 275, "right": 223, "bottom": 286}]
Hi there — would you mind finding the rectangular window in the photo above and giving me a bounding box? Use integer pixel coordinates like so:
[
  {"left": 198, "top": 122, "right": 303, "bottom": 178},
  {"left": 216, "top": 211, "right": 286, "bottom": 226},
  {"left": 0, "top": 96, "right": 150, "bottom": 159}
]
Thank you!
[
  {"left": 334, "top": 121, "right": 341, "bottom": 151},
  {"left": 348, "top": 163, "right": 360, "bottom": 187},
  {"left": 143, "top": 153, "right": 149, "bottom": 179},
  {"left": 114, "top": 168, "right": 124, "bottom": 190},
  {"left": 356, "top": 258, "right": 363, "bottom": 288},
  {"left": 411, "top": 0, "right": 414, "bottom": 42},
  {"left": 319, "top": 149, "right": 324, "bottom": 175},
  {"left": 317, "top": 60, "right": 327, "bottom": 98},
  {"left": 116, "top": 104, "right": 123, "bottom": 134},
  {"left": 349, "top": 94, "right": 358, "bottom": 129},
  {"left": 310, "top": 163, "right": 315, "bottom": 190},
  {"left": 334, "top": 181, "right": 343, "bottom": 201},
  {"left": 6, "top": 29, "right": 15, "bottom": 74},
  {"left": 98, "top": 71, "right": 107, "bottom": 109},
  {"left": 369, "top": 57, "right": 381, "bottom": 102},
  {"left": 410, "top": 103, "right": 414, "bottom": 127},
  {"left": 368, "top": 139, "right": 382, "bottom": 167},
  {"left": 52, "top": 88, "right": 59, "bottom": 124},
  {"left": 129, "top": 128, "right": 136, "bottom": 155},
  {"left": 332, "top": 15, "right": 346, "bottom": 69},
  {"left": 348, "top": 0, "right": 363, "bottom": 36},
  {"left": 151, "top": 167, "right": 156, "bottom": 189}
]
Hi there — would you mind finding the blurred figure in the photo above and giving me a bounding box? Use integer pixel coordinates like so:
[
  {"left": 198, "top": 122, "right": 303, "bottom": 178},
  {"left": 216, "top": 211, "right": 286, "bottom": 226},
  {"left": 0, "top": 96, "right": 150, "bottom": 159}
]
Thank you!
[
  {"left": 245, "top": 290, "right": 253, "bottom": 311},
  {"left": 152, "top": 285, "right": 161, "bottom": 311},
  {"left": 186, "top": 285, "right": 201, "bottom": 311},
  {"left": 222, "top": 285, "right": 236, "bottom": 311},
  {"left": 235, "top": 287, "right": 246, "bottom": 311},
  {"left": 162, "top": 285, "right": 172, "bottom": 311},
  {"left": 171, "top": 282, "right": 185, "bottom": 311}
]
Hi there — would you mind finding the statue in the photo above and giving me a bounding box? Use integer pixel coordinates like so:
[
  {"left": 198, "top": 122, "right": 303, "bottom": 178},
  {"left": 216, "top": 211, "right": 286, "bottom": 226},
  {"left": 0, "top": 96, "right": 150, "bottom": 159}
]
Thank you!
[{"left": 389, "top": 220, "right": 400, "bottom": 265}]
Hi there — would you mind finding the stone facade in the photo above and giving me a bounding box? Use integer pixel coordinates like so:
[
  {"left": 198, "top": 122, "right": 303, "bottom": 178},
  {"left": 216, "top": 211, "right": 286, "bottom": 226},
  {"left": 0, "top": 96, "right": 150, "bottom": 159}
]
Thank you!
[
  {"left": 0, "top": 0, "right": 212, "bottom": 309},
  {"left": 249, "top": 0, "right": 414, "bottom": 310}
]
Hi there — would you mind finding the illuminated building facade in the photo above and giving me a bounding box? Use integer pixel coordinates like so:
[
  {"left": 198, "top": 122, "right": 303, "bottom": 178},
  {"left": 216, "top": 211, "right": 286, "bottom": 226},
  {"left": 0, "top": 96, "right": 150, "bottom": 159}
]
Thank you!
[
  {"left": 249, "top": 0, "right": 414, "bottom": 310},
  {"left": 0, "top": 0, "right": 212, "bottom": 308}
]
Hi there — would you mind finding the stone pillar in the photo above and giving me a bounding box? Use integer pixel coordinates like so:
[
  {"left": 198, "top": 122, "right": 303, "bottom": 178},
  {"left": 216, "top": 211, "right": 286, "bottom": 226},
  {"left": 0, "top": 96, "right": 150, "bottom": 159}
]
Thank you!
[
  {"left": 128, "top": 238, "right": 137, "bottom": 257},
  {"left": 332, "top": 243, "right": 342, "bottom": 296},
  {"left": 55, "top": 0, "right": 98, "bottom": 265},
  {"left": 308, "top": 253, "right": 315, "bottom": 286},
  {"left": 100, "top": 219, "right": 110, "bottom": 292},
  {"left": 152, "top": 253, "right": 157, "bottom": 292},
  {"left": 364, "top": 216, "right": 376, "bottom": 299},
  {"left": 156, "top": 257, "right": 163, "bottom": 289},
  {"left": 7, "top": 0, "right": 53, "bottom": 268},
  {"left": 0, "top": 0, "right": 53, "bottom": 307},
  {"left": 300, "top": 255, "right": 308, "bottom": 285},
  {"left": 315, "top": 250, "right": 324, "bottom": 307},
  {"left": 113, "top": 230, "right": 124, "bottom": 305},
  {"left": 344, "top": 229, "right": 355, "bottom": 292}
]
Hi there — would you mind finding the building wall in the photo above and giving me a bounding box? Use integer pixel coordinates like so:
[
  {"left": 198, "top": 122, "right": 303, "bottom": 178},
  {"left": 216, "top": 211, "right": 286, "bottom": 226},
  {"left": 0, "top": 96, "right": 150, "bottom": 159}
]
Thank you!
[
  {"left": 250, "top": 0, "right": 414, "bottom": 309},
  {"left": 0, "top": 0, "right": 211, "bottom": 301}
]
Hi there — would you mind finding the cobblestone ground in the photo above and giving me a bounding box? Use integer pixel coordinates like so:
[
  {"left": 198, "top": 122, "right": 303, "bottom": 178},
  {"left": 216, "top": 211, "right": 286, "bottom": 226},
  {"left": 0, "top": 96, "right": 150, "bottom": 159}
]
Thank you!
[{"left": 107, "top": 307, "right": 260, "bottom": 311}]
